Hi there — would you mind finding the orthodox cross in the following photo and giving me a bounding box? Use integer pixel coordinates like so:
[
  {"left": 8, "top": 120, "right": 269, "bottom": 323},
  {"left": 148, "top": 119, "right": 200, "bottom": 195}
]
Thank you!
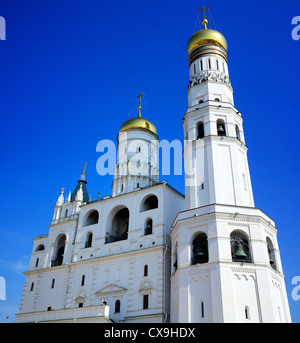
[
  {"left": 82, "top": 162, "right": 87, "bottom": 175},
  {"left": 197, "top": 5, "right": 210, "bottom": 29},
  {"left": 197, "top": 5, "right": 210, "bottom": 19},
  {"left": 137, "top": 93, "right": 145, "bottom": 118}
]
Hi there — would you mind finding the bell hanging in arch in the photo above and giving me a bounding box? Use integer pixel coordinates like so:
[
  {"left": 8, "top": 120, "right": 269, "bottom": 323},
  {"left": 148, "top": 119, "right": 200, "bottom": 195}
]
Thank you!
[
  {"left": 268, "top": 248, "right": 275, "bottom": 265},
  {"left": 217, "top": 124, "right": 225, "bottom": 136},
  {"left": 233, "top": 240, "right": 247, "bottom": 259},
  {"left": 194, "top": 245, "right": 206, "bottom": 258},
  {"left": 193, "top": 236, "right": 208, "bottom": 264}
]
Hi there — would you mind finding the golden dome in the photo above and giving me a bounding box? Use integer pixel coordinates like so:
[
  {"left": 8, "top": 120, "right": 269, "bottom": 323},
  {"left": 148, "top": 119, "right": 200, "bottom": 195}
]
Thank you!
[
  {"left": 119, "top": 93, "right": 158, "bottom": 137},
  {"left": 120, "top": 116, "right": 158, "bottom": 136},
  {"left": 187, "top": 28, "right": 228, "bottom": 54}
]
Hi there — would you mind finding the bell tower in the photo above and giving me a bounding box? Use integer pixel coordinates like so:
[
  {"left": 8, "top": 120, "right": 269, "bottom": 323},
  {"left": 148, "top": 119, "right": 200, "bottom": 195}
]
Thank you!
[
  {"left": 112, "top": 93, "right": 159, "bottom": 197},
  {"left": 170, "top": 8, "right": 291, "bottom": 323},
  {"left": 183, "top": 6, "right": 254, "bottom": 211}
]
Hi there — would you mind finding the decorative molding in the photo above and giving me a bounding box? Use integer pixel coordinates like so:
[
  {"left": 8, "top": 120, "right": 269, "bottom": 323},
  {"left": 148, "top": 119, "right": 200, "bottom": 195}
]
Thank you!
[
  {"left": 94, "top": 283, "right": 128, "bottom": 296},
  {"left": 232, "top": 268, "right": 256, "bottom": 281},
  {"left": 272, "top": 279, "right": 281, "bottom": 290},
  {"left": 190, "top": 274, "right": 209, "bottom": 283},
  {"left": 189, "top": 71, "right": 231, "bottom": 89},
  {"left": 138, "top": 279, "right": 153, "bottom": 294}
]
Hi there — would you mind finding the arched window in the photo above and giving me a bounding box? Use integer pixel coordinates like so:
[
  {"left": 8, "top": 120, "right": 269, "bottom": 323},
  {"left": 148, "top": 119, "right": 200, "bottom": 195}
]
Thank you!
[
  {"left": 85, "top": 232, "right": 93, "bottom": 248},
  {"left": 51, "top": 234, "right": 66, "bottom": 267},
  {"left": 35, "top": 244, "right": 45, "bottom": 252},
  {"left": 140, "top": 195, "right": 158, "bottom": 212},
  {"left": 217, "top": 119, "right": 226, "bottom": 136},
  {"left": 84, "top": 210, "right": 99, "bottom": 226},
  {"left": 115, "top": 300, "right": 121, "bottom": 313},
  {"left": 106, "top": 207, "right": 129, "bottom": 244},
  {"left": 197, "top": 122, "right": 204, "bottom": 139},
  {"left": 235, "top": 124, "right": 241, "bottom": 141},
  {"left": 145, "top": 219, "right": 153, "bottom": 235},
  {"left": 230, "top": 230, "right": 252, "bottom": 263},
  {"left": 144, "top": 265, "right": 148, "bottom": 277},
  {"left": 192, "top": 233, "right": 208, "bottom": 264},
  {"left": 267, "top": 237, "right": 277, "bottom": 270},
  {"left": 65, "top": 209, "right": 68, "bottom": 218}
]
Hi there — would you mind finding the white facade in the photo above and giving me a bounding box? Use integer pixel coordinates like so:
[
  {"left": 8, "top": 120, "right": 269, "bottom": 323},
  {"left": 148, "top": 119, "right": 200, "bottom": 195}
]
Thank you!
[
  {"left": 16, "top": 14, "right": 291, "bottom": 324},
  {"left": 16, "top": 178, "right": 184, "bottom": 323},
  {"left": 170, "top": 20, "right": 291, "bottom": 323},
  {"left": 170, "top": 204, "right": 291, "bottom": 323}
]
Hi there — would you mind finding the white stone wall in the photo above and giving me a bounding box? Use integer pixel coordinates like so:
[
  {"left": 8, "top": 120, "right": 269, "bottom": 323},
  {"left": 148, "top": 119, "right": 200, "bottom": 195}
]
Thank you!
[
  {"left": 170, "top": 204, "right": 292, "bottom": 323},
  {"left": 17, "top": 183, "right": 184, "bottom": 323}
]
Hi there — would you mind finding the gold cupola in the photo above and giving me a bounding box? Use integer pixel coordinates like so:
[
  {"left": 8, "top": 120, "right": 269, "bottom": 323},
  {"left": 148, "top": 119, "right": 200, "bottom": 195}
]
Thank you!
[
  {"left": 119, "top": 93, "right": 158, "bottom": 137},
  {"left": 187, "top": 28, "right": 228, "bottom": 54},
  {"left": 187, "top": 6, "right": 228, "bottom": 66}
]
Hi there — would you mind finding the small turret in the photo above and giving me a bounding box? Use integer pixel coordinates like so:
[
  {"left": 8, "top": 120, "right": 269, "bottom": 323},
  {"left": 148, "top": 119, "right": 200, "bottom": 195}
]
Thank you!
[
  {"left": 70, "top": 163, "right": 89, "bottom": 203},
  {"left": 56, "top": 188, "right": 64, "bottom": 206}
]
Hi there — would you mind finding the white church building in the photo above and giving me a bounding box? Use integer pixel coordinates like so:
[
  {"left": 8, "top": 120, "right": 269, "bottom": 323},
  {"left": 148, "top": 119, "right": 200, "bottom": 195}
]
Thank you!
[{"left": 15, "top": 11, "right": 291, "bottom": 323}]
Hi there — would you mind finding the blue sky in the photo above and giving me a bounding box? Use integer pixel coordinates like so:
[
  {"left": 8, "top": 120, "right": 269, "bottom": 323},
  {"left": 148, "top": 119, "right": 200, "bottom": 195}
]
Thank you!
[{"left": 0, "top": 0, "right": 300, "bottom": 323}]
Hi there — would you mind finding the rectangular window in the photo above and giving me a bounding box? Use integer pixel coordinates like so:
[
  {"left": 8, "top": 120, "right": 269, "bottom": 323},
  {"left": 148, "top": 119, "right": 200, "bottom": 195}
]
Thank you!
[
  {"left": 35, "top": 258, "right": 39, "bottom": 267},
  {"left": 78, "top": 303, "right": 83, "bottom": 308},
  {"left": 245, "top": 307, "right": 249, "bottom": 319},
  {"left": 193, "top": 63, "right": 196, "bottom": 74},
  {"left": 216, "top": 59, "right": 219, "bottom": 70},
  {"left": 208, "top": 59, "right": 211, "bottom": 69},
  {"left": 81, "top": 275, "right": 85, "bottom": 286},
  {"left": 200, "top": 60, "right": 203, "bottom": 71},
  {"left": 223, "top": 62, "right": 225, "bottom": 73},
  {"left": 143, "top": 294, "right": 149, "bottom": 309},
  {"left": 47, "top": 306, "right": 52, "bottom": 311},
  {"left": 51, "top": 279, "right": 55, "bottom": 288},
  {"left": 30, "top": 282, "right": 34, "bottom": 291}
]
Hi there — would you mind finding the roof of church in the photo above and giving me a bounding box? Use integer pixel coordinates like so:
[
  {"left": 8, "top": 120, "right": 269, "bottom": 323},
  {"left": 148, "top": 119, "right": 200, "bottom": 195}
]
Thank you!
[{"left": 71, "top": 180, "right": 89, "bottom": 203}]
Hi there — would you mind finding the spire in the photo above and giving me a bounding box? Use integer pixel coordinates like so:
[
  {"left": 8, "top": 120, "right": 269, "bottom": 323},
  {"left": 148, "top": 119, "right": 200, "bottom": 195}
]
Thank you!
[
  {"left": 56, "top": 188, "right": 65, "bottom": 206},
  {"left": 80, "top": 162, "right": 87, "bottom": 181},
  {"left": 136, "top": 93, "right": 144, "bottom": 118},
  {"left": 71, "top": 164, "right": 89, "bottom": 203}
]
